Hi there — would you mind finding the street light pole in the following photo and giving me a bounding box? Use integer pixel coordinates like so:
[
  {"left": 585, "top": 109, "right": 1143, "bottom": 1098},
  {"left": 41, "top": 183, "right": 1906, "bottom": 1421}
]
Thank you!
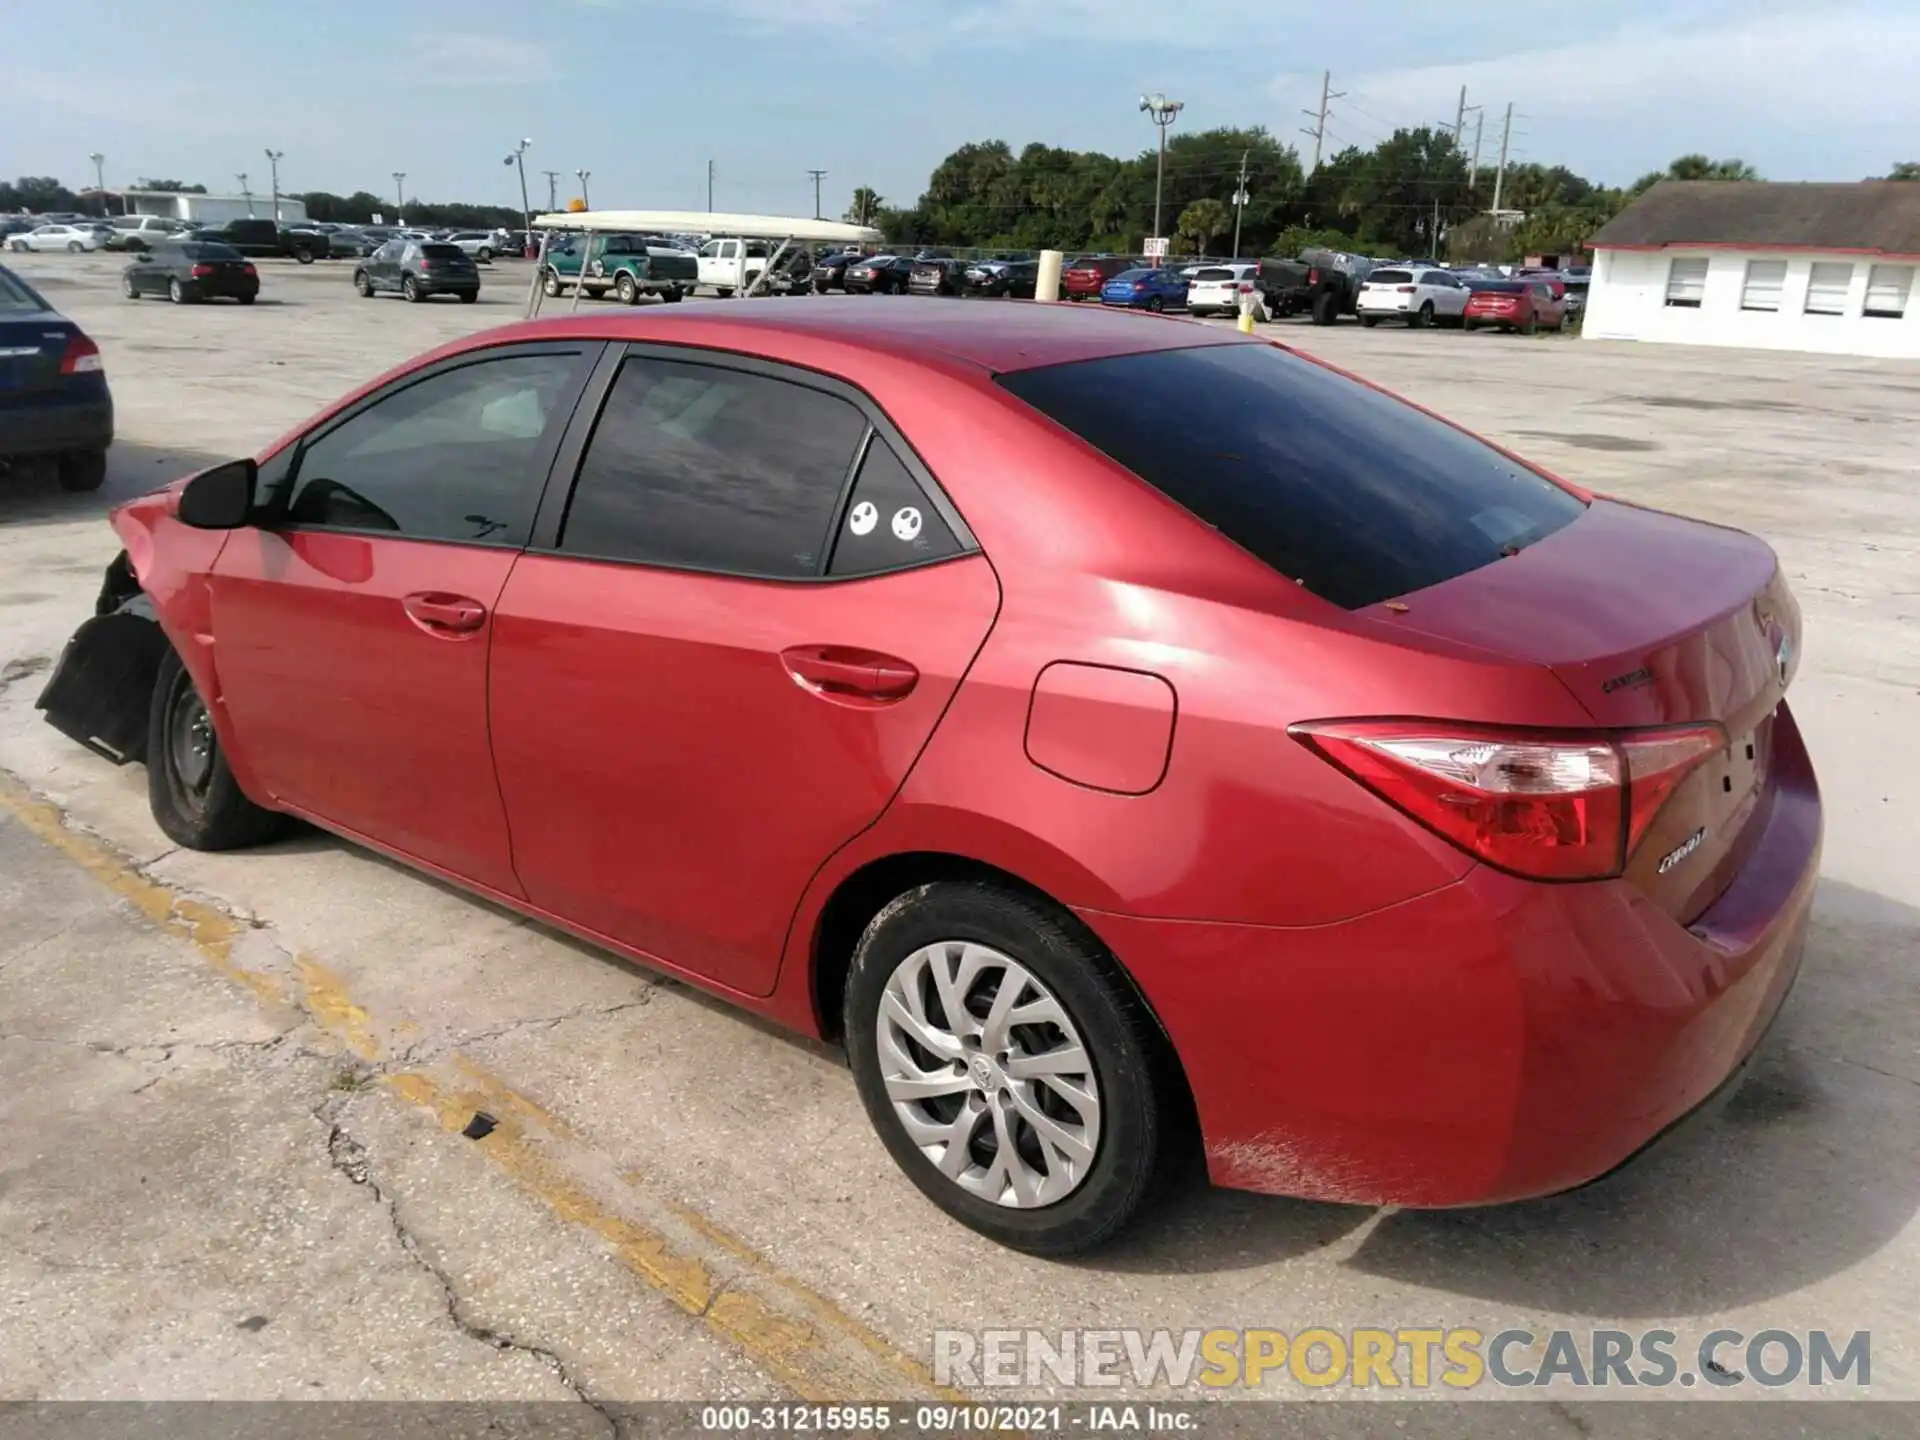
[
  {"left": 86, "top": 152, "right": 106, "bottom": 216},
  {"left": 575, "top": 169, "right": 591, "bottom": 210},
  {"left": 392, "top": 171, "right": 406, "bottom": 220},
  {"left": 1230, "top": 148, "right": 1250, "bottom": 259},
  {"left": 504, "top": 139, "right": 533, "bottom": 249},
  {"left": 236, "top": 173, "right": 251, "bottom": 216},
  {"left": 265, "top": 149, "right": 284, "bottom": 222},
  {"left": 1138, "top": 93, "right": 1184, "bottom": 252}
]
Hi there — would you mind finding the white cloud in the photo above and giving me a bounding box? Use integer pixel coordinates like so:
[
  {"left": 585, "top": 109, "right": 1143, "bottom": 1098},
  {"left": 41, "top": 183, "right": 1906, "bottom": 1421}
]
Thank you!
[{"left": 410, "top": 33, "right": 556, "bottom": 86}]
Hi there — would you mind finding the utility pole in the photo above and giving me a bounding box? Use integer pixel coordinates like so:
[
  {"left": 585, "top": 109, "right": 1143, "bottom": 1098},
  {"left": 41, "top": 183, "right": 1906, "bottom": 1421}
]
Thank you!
[
  {"left": 1491, "top": 102, "right": 1513, "bottom": 214},
  {"left": 1230, "top": 149, "right": 1250, "bottom": 259},
  {"left": 88, "top": 151, "right": 105, "bottom": 193},
  {"left": 1301, "top": 70, "right": 1343, "bottom": 173},
  {"left": 575, "top": 169, "right": 591, "bottom": 209},
  {"left": 264, "top": 149, "right": 284, "bottom": 222},
  {"left": 542, "top": 170, "right": 559, "bottom": 211},
  {"left": 237, "top": 173, "right": 252, "bottom": 216},
  {"left": 391, "top": 171, "right": 405, "bottom": 219},
  {"left": 1454, "top": 86, "right": 1467, "bottom": 145},
  {"left": 1469, "top": 109, "right": 1485, "bottom": 190},
  {"left": 1139, "top": 93, "right": 1184, "bottom": 250},
  {"left": 807, "top": 168, "right": 827, "bottom": 221},
  {"left": 707, "top": 159, "right": 715, "bottom": 212},
  {"left": 504, "top": 138, "right": 533, "bottom": 240}
]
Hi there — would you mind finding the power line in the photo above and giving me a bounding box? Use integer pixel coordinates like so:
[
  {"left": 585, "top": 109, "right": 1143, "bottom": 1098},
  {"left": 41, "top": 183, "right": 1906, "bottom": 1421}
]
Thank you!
[
  {"left": 541, "top": 169, "right": 560, "bottom": 212},
  {"left": 806, "top": 168, "right": 827, "bottom": 221}
]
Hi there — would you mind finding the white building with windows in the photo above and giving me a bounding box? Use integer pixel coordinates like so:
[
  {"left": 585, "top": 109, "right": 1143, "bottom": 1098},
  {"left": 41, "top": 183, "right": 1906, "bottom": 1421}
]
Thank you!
[
  {"left": 1582, "top": 182, "right": 1920, "bottom": 359},
  {"left": 121, "top": 190, "right": 308, "bottom": 226}
]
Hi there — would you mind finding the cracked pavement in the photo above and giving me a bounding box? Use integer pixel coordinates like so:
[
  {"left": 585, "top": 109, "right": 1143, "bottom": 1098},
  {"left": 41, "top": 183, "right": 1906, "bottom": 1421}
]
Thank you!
[{"left": 0, "top": 254, "right": 1917, "bottom": 1422}]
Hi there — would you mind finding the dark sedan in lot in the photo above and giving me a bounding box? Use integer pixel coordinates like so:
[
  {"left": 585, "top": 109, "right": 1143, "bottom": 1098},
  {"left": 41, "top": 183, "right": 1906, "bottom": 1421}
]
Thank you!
[
  {"left": 122, "top": 242, "right": 260, "bottom": 306},
  {"left": 963, "top": 259, "right": 1039, "bottom": 299},
  {"left": 353, "top": 240, "right": 480, "bottom": 303},
  {"left": 810, "top": 250, "right": 867, "bottom": 293},
  {"left": 843, "top": 255, "right": 915, "bottom": 294},
  {"left": 0, "top": 262, "right": 111, "bottom": 491}
]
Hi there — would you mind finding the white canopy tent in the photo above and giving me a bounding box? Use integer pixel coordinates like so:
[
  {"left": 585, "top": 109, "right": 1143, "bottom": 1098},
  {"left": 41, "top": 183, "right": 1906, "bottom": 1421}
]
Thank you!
[{"left": 524, "top": 208, "right": 885, "bottom": 315}]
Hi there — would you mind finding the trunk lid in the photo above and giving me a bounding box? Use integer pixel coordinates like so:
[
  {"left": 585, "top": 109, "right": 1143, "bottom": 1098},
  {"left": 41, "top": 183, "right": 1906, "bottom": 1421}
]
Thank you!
[
  {"left": 1378, "top": 498, "right": 1800, "bottom": 921},
  {"left": 0, "top": 314, "right": 71, "bottom": 399}
]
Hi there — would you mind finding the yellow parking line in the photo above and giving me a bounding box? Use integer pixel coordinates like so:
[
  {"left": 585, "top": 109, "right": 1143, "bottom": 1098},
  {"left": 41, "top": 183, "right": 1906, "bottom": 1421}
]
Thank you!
[{"left": 0, "top": 770, "right": 965, "bottom": 1404}]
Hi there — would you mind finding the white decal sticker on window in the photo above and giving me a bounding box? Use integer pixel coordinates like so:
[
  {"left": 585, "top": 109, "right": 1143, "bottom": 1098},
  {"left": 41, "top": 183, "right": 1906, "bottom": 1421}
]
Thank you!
[
  {"left": 891, "top": 506, "right": 923, "bottom": 542},
  {"left": 848, "top": 500, "right": 878, "bottom": 536}
]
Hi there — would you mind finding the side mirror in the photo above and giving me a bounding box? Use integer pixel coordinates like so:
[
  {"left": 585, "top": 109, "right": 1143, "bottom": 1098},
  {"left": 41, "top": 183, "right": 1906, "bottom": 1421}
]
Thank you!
[{"left": 177, "top": 459, "right": 258, "bottom": 530}]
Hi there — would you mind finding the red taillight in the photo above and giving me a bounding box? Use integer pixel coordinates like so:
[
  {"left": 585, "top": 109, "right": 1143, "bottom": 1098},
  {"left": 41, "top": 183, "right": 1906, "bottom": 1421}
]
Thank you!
[
  {"left": 1236, "top": 282, "right": 1253, "bottom": 292},
  {"left": 1307, "top": 267, "right": 1320, "bottom": 284},
  {"left": 1396, "top": 284, "right": 1416, "bottom": 293},
  {"left": 1290, "top": 720, "right": 1725, "bottom": 881},
  {"left": 191, "top": 264, "right": 215, "bottom": 278},
  {"left": 58, "top": 333, "right": 103, "bottom": 375},
  {"left": 242, "top": 263, "right": 257, "bottom": 276}
]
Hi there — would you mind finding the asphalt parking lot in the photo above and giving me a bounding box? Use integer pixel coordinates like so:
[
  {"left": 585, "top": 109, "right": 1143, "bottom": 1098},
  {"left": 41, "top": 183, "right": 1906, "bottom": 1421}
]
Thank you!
[{"left": 2, "top": 252, "right": 1916, "bottom": 1426}]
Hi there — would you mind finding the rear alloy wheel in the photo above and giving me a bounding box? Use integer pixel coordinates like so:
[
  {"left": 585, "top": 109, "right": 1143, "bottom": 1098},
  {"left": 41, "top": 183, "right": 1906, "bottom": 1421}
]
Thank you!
[
  {"left": 845, "top": 881, "right": 1172, "bottom": 1255},
  {"left": 402, "top": 276, "right": 422, "bottom": 303},
  {"left": 294, "top": 248, "right": 315, "bottom": 265},
  {"left": 477, "top": 247, "right": 493, "bottom": 263},
  {"left": 1412, "top": 301, "right": 1434, "bottom": 328},
  {"left": 615, "top": 272, "right": 638, "bottom": 305},
  {"left": 68, "top": 241, "right": 84, "bottom": 253},
  {"left": 146, "top": 647, "right": 290, "bottom": 852},
  {"left": 122, "top": 274, "right": 140, "bottom": 300},
  {"left": 1146, "top": 295, "right": 1164, "bottom": 313},
  {"left": 168, "top": 278, "right": 186, "bottom": 304},
  {"left": 57, "top": 450, "right": 107, "bottom": 493},
  {"left": 1361, "top": 314, "right": 1379, "bottom": 328},
  {"left": 543, "top": 269, "right": 562, "bottom": 297}
]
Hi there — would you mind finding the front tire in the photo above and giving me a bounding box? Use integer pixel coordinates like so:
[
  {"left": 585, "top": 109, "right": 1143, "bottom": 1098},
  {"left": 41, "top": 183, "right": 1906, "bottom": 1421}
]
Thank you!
[
  {"left": 844, "top": 881, "right": 1171, "bottom": 1256},
  {"left": 57, "top": 450, "right": 107, "bottom": 493},
  {"left": 146, "top": 648, "right": 290, "bottom": 852},
  {"left": 354, "top": 271, "right": 374, "bottom": 297}
]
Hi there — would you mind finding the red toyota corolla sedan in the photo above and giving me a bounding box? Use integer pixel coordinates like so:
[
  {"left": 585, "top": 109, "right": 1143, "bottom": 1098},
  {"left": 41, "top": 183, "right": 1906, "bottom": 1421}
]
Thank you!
[{"left": 38, "top": 301, "right": 1819, "bottom": 1254}]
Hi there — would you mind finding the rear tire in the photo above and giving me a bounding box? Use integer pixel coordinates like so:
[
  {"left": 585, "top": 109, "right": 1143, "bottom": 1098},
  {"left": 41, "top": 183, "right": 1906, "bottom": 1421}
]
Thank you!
[
  {"left": 477, "top": 247, "right": 493, "bottom": 263},
  {"left": 295, "top": 248, "right": 315, "bottom": 265},
  {"left": 122, "top": 274, "right": 140, "bottom": 300},
  {"left": 717, "top": 286, "right": 735, "bottom": 299},
  {"left": 542, "top": 269, "right": 561, "bottom": 297},
  {"left": 238, "top": 294, "right": 256, "bottom": 305},
  {"left": 146, "top": 648, "right": 290, "bottom": 852},
  {"left": 1360, "top": 315, "right": 1379, "bottom": 328},
  {"left": 1520, "top": 315, "right": 1538, "bottom": 336},
  {"left": 168, "top": 278, "right": 187, "bottom": 304},
  {"left": 615, "top": 272, "right": 638, "bottom": 304},
  {"left": 68, "top": 241, "right": 84, "bottom": 253},
  {"left": 402, "top": 276, "right": 422, "bottom": 303},
  {"left": 57, "top": 450, "right": 107, "bottom": 493},
  {"left": 1146, "top": 295, "right": 1164, "bottom": 313},
  {"left": 458, "top": 291, "right": 477, "bottom": 304},
  {"left": 1311, "top": 290, "right": 1339, "bottom": 325},
  {"left": 843, "top": 881, "right": 1173, "bottom": 1256},
  {"left": 664, "top": 287, "right": 684, "bottom": 303},
  {"left": 1412, "top": 302, "right": 1434, "bottom": 328}
]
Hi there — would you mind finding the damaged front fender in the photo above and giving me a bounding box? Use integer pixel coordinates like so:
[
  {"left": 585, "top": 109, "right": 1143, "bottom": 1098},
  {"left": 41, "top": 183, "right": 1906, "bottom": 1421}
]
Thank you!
[{"left": 35, "top": 553, "right": 169, "bottom": 765}]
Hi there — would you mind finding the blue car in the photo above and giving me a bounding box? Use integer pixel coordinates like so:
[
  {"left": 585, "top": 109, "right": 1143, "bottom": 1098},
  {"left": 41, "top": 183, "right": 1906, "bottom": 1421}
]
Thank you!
[
  {"left": 0, "top": 263, "right": 112, "bottom": 492},
  {"left": 1100, "top": 266, "right": 1189, "bottom": 312}
]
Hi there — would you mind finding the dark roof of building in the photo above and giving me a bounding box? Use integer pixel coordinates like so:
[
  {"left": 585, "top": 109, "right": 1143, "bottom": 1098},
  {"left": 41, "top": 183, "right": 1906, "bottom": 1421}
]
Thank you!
[{"left": 1591, "top": 181, "right": 1920, "bottom": 255}]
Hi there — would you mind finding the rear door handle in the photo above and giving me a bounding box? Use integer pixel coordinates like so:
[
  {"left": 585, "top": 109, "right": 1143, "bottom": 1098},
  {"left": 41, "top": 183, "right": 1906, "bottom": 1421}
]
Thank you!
[
  {"left": 403, "top": 591, "right": 487, "bottom": 635},
  {"left": 781, "top": 645, "right": 919, "bottom": 702}
]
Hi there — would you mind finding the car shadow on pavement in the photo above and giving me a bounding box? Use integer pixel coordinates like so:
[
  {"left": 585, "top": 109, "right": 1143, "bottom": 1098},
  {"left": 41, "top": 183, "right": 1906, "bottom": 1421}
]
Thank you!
[
  {"left": 0, "top": 441, "right": 226, "bottom": 531},
  {"left": 1328, "top": 876, "right": 1919, "bottom": 1315}
]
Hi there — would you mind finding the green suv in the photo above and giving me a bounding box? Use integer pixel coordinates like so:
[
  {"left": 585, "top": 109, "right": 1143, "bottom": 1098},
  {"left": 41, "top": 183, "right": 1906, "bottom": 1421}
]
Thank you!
[{"left": 539, "top": 232, "right": 695, "bottom": 304}]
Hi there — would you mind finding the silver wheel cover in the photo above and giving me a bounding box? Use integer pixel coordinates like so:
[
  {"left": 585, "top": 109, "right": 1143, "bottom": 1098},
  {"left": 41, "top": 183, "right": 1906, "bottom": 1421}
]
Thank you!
[{"left": 877, "top": 941, "right": 1101, "bottom": 1208}]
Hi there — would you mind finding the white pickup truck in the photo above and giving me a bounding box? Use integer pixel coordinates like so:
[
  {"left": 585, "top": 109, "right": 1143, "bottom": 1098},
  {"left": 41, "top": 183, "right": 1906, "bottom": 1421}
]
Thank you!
[{"left": 696, "top": 238, "right": 774, "bottom": 297}]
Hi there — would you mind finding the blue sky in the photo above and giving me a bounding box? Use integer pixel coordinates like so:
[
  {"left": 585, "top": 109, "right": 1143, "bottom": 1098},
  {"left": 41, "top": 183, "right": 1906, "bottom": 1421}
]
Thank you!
[{"left": 5, "top": 0, "right": 1914, "bottom": 216}]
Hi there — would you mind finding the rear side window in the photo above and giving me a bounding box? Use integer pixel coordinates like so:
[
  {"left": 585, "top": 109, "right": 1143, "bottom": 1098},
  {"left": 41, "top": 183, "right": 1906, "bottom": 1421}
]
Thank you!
[
  {"left": 1369, "top": 269, "right": 1411, "bottom": 284},
  {"left": 827, "top": 438, "right": 961, "bottom": 577},
  {"left": 0, "top": 268, "right": 46, "bottom": 310},
  {"left": 998, "top": 343, "right": 1586, "bottom": 610},
  {"left": 560, "top": 356, "right": 867, "bottom": 577}
]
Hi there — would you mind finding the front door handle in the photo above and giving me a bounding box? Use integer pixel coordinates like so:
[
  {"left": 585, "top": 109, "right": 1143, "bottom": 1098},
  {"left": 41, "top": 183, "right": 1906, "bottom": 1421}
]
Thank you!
[
  {"left": 781, "top": 645, "right": 919, "bottom": 703},
  {"left": 403, "top": 591, "right": 487, "bottom": 635}
]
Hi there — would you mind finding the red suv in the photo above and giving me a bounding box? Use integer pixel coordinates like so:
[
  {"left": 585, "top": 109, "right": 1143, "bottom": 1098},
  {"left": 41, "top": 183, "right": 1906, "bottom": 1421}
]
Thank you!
[
  {"left": 1061, "top": 254, "right": 1137, "bottom": 301},
  {"left": 39, "top": 302, "right": 1818, "bottom": 1255},
  {"left": 1464, "top": 278, "right": 1568, "bottom": 333}
]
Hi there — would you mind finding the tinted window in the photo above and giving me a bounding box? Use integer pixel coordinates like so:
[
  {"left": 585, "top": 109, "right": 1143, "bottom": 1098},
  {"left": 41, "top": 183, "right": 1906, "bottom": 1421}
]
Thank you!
[
  {"left": 183, "top": 243, "right": 242, "bottom": 260},
  {"left": 1473, "top": 281, "right": 1524, "bottom": 294},
  {"left": 284, "top": 352, "right": 583, "bottom": 545},
  {"left": 0, "top": 268, "right": 46, "bottom": 311},
  {"left": 1193, "top": 267, "right": 1236, "bottom": 281},
  {"left": 561, "top": 357, "right": 866, "bottom": 577},
  {"left": 420, "top": 243, "right": 464, "bottom": 260},
  {"left": 1369, "top": 269, "right": 1411, "bottom": 284},
  {"left": 828, "top": 438, "right": 961, "bottom": 577},
  {"left": 998, "top": 343, "right": 1586, "bottom": 610}
]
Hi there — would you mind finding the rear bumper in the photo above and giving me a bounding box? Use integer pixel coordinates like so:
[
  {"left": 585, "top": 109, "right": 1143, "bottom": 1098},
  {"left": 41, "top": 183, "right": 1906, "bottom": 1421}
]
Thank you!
[
  {"left": 187, "top": 280, "right": 260, "bottom": 301},
  {"left": 0, "top": 391, "right": 114, "bottom": 458},
  {"left": 1089, "top": 703, "right": 1822, "bottom": 1208}
]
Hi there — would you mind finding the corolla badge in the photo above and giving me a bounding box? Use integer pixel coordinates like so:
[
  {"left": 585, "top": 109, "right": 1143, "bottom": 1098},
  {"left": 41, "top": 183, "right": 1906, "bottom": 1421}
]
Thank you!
[{"left": 1657, "top": 826, "right": 1708, "bottom": 875}]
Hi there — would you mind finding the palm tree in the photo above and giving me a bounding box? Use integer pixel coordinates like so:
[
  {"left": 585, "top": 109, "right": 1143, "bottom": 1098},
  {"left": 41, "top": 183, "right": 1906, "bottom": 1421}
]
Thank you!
[
  {"left": 844, "top": 187, "right": 883, "bottom": 226},
  {"left": 1176, "top": 197, "right": 1230, "bottom": 256},
  {"left": 1886, "top": 162, "right": 1920, "bottom": 181}
]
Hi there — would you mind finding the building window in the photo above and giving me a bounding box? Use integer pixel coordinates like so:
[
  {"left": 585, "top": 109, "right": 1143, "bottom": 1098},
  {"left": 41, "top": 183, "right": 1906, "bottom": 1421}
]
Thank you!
[
  {"left": 1864, "top": 265, "right": 1914, "bottom": 319},
  {"left": 1804, "top": 262, "right": 1853, "bottom": 316},
  {"left": 1740, "top": 259, "right": 1787, "bottom": 312},
  {"left": 1665, "top": 257, "right": 1708, "bottom": 308}
]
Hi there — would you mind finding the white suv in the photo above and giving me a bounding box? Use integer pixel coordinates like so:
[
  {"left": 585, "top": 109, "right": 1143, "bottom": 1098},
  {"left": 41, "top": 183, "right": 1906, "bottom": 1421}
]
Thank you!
[
  {"left": 1357, "top": 267, "right": 1470, "bottom": 327},
  {"left": 1186, "top": 262, "right": 1260, "bottom": 317}
]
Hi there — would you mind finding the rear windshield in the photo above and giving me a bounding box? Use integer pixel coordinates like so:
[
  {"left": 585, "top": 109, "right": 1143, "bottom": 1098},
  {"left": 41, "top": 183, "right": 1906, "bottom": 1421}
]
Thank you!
[
  {"left": 1193, "top": 267, "right": 1236, "bottom": 281},
  {"left": 420, "top": 243, "right": 465, "bottom": 259},
  {"left": 997, "top": 343, "right": 1585, "bottom": 610},
  {"left": 0, "top": 267, "right": 47, "bottom": 311},
  {"left": 1368, "top": 269, "right": 1411, "bottom": 284},
  {"left": 1109, "top": 269, "right": 1152, "bottom": 283},
  {"left": 182, "top": 242, "right": 242, "bottom": 260},
  {"left": 1472, "top": 281, "right": 1524, "bottom": 294}
]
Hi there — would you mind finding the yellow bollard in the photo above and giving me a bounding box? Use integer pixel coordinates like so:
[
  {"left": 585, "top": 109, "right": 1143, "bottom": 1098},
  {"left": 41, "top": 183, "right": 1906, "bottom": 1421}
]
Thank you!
[{"left": 1237, "top": 309, "right": 1256, "bottom": 334}]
